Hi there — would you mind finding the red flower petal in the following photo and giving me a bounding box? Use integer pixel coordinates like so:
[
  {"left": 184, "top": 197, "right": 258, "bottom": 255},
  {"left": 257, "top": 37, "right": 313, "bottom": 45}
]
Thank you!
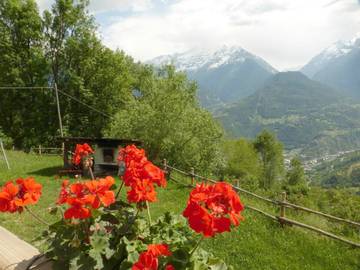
[{"left": 147, "top": 244, "right": 172, "bottom": 257}]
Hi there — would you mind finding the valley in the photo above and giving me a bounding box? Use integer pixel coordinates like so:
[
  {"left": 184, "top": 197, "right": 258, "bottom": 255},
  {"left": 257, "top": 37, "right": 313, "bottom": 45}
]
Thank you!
[{"left": 151, "top": 34, "right": 360, "bottom": 164}]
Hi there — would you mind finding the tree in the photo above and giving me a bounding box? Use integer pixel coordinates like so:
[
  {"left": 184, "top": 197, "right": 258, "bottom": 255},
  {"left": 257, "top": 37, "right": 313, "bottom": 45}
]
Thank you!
[
  {"left": 253, "top": 130, "right": 284, "bottom": 189},
  {"left": 43, "top": 0, "right": 136, "bottom": 138},
  {"left": 287, "top": 157, "right": 307, "bottom": 185},
  {"left": 222, "top": 139, "right": 261, "bottom": 189},
  {"left": 0, "top": 0, "right": 54, "bottom": 148},
  {"left": 107, "top": 65, "right": 223, "bottom": 172}
]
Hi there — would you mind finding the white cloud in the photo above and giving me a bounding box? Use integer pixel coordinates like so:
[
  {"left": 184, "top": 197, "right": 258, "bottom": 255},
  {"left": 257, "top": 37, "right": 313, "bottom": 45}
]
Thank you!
[
  {"left": 36, "top": 0, "right": 153, "bottom": 13},
  {"left": 102, "top": 0, "right": 360, "bottom": 70},
  {"left": 90, "top": 0, "right": 153, "bottom": 13},
  {"left": 37, "top": 0, "right": 360, "bottom": 70}
]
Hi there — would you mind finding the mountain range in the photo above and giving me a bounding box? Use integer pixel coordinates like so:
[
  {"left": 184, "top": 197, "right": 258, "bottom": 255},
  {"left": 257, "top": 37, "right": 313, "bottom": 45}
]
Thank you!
[
  {"left": 150, "top": 45, "right": 277, "bottom": 109},
  {"left": 150, "top": 34, "right": 360, "bottom": 157},
  {"left": 216, "top": 72, "right": 360, "bottom": 156}
]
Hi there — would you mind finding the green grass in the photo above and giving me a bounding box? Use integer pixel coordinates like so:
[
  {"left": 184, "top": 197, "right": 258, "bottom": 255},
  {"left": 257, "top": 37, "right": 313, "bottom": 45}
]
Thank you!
[{"left": 0, "top": 151, "right": 359, "bottom": 269}]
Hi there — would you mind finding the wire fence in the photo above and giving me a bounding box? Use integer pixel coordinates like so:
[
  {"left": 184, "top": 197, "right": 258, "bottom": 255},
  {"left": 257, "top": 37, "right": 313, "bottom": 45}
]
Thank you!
[{"left": 162, "top": 160, "right": 360, "bottom": 248}]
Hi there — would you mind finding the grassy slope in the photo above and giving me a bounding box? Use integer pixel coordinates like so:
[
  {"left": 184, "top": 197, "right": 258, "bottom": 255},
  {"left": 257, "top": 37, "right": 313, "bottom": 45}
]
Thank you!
[{"left": 0, "top": 151, "right": 359, "bottom": 270}]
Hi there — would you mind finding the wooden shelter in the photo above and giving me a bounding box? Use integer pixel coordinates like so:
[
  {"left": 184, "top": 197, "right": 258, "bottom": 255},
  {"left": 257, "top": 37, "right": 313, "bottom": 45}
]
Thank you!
[{"left": 59, "top": 137, "right": 141, "bottom": 176}]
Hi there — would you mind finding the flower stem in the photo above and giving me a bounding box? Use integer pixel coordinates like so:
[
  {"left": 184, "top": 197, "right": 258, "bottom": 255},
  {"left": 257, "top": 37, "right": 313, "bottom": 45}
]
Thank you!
[
  {"left": 190, "top": 236, "right": 204, "bottom": 256},
  {"left": 115, "top": 181, "right": 124, "bottom": 199},
  {"left": 146, "top": 201, "right": 152, "bottom": 225},
  {"left": 25, "top": 206, "right": 50, "bottom": 226},
  {"left": 88, "top": 166, "right": 95, "bottom": 180}
]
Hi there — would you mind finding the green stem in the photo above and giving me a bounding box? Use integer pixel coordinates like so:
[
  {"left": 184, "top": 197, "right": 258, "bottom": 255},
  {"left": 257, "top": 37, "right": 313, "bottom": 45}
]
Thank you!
[
  {"left": 190, "top": 236, "right": 204, "bottom": 256},
  {"left": 146, "top": 201, "right": 152, "bottom": 225},
  {"left": 25, "top": 206, "right": 50, "bottom": 226},
  {"left": 115, "top": 181, "right": 124, "bottom": 199}
]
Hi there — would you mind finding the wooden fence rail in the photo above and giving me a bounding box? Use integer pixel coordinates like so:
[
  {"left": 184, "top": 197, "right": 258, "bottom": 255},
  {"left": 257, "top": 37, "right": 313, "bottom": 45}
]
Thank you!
[
  {"left": 163, "top": 160, "right": 360, "bottom": 248},
  {"left": 281, "top": 200, "right": 360, "bottom": 227},
  {"left": 31, "top": 145, "right": 62, "bottom": 156}
]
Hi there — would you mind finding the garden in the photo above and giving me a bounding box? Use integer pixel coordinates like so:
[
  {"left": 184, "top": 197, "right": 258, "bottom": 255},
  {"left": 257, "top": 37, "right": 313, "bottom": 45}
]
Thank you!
[{"left": 0, "top": 146, "right": 359, "bottom": 270}]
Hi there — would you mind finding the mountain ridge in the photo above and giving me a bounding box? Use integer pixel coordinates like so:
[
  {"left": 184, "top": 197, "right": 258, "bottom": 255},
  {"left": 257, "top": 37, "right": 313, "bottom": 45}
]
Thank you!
[
  {"left": 216, "top": 71, "right": 360, "bottom": 156},
  {"left": 301, "top": 34, "right": 360, "bottom": 98},
  {"left": 149, "top": 45, "right": 277, "bottom": 108}
]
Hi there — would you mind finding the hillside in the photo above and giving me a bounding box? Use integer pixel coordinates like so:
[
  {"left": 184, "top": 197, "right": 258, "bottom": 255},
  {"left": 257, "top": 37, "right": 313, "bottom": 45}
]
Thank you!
[
  {"left": 0, "top": 151, "right": 359, "bottom": 270},
  {"left": 302, "top": 34, "right": 360, "bottom": 99},
  {"left": 310, "top": 150, "right": 360, "bottom": 188},
  {"left": 149, "top": 45, "right": 277, "bottom": 109},
  {"left": 216, "top": 72, "right": 360, "bottom": 156}
]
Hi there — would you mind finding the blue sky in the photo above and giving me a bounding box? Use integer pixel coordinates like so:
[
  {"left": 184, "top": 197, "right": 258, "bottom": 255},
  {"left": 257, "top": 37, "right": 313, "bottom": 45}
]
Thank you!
[{"left": 37, "top": 0, "right": 360, "bottom": 70}]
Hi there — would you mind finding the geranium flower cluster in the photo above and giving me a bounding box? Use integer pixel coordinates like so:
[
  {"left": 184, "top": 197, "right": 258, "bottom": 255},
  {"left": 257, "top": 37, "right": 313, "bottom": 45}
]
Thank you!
[
  {"left": 57, "top": 176, "right": 115, "bottom": 219},
  {"left": 183, "top": 182, "right": 244, "bottom": 237},
  {"left": 72, "top": 143, "right": 94, "bottom": 165},
  {"left": 0, "top": 177, "right": 42, "bottom": 213},
  {"left": 132, "top": 244, "right": 174, "bottom": 270},
  {"left": 118, "top": 145, "right": 166, "bottom": 204}
]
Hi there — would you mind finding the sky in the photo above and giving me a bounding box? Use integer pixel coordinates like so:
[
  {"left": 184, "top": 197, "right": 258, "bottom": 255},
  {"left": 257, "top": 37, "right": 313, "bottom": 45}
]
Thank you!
[{"left": 36, "top": 0, "right": 360, "bottom": 70}]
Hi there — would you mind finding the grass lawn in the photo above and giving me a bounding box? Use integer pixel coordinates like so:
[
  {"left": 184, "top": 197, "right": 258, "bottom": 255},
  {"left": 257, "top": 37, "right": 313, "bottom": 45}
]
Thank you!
[{"left": 0, "top": 151, "right": 359, "bottom": 270}]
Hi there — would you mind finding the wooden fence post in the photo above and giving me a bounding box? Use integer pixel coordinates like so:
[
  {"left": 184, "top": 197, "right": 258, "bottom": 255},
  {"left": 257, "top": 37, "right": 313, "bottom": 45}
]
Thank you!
[
  {"left": 39, "top": 145, "right": 42, "bottom": 155},
  {"left": 279, "top": 191, "right": 287, "bottom": 227},
  {"left": 190, "top": 167, "right": 195, "bottom": 185},
  {"left": 162, "top": 159, "right": 168, "bottom": 176}
]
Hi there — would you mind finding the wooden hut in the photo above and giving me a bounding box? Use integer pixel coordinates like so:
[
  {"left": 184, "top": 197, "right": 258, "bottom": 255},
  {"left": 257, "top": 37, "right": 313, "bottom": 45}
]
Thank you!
[{"left": 59, "top": 137, "right": 141, "bottom": 176}]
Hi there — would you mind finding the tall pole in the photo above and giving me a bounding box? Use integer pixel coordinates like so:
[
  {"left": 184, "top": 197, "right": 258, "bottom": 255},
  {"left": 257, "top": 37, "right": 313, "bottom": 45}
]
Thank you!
[
  {"left": 54, "top": 83, "right": 64, "bottom": 138},
  {"left": 54, "top": 83, "right": 65, "bottom": 163},
  {"left": 0, "top": 140, "right": 10, "bottom": 170}
]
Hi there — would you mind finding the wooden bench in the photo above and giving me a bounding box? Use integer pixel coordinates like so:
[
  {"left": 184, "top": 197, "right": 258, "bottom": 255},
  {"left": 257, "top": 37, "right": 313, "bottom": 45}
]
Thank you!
[{"left": 0, "top": 226, "right": 52, "bottom": 270}]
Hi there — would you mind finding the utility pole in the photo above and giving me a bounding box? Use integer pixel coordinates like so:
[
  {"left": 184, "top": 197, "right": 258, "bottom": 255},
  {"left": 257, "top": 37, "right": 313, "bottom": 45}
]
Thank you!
[{"left": 0, "top": 140, "right": 10, "bottom": 170}]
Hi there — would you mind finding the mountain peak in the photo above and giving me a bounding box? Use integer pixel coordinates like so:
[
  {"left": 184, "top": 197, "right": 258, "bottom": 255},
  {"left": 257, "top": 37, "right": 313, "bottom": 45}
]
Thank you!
[
  {"left": 301, "top": 33, "right": 360, "bottom": 98},
  {"left": 149, "top": 45, "right": 278, "bottom": 107},
  {"left": 149, "top": 45, "right": 277, "bottom": 73},
  {"left": 303, "top": 33, "right": 360, "bottom": 71}
]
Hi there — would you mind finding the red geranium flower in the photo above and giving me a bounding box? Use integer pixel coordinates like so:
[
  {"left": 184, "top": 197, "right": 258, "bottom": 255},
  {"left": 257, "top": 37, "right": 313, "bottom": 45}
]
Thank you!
[
  {"left": 84, "top": 176, "right": 115, "bottom": 208},
  {"left": 72, "top": 143, "right": 94, "bottom": 166},
  {"left": 132, "top": 252, "right": 158, "bottom": 270},
  {"left": 117, "top": 145, "right": 167, "bottom": 204},
  {"left": 57, "top": 177, "right": 115, "bottom": 219},
  {"left": 127, "top": 179, "right": 157, "bottom": 203},
  {"left": 142, "top": 162, "right": 166, "bottom": 188},
  {"left": 64, "top": 198, "right": 91, "bottom": 219},
  {"left": 183, "top": 182, "right": 244, "bottom": 237},
  {"left": 0, "top": 178, "right": 42, "bottom": 213},
  {"left": 118, "top": 144, "right": 147, "bottom": 165},
  {"left": 147, "top": 244, "right": 172, "bottom": 257},
  {"left": 0, "top": 181, "right": 20, "bottom": 213},
  {"left": 15, "top": 177, "right": 42, "bottom": 206},
  {"left": 132, "top": 244, "right": 172, "bottom": 270},
  {"left": 57, "top": 180, "right": 70, "bottom": 205}
]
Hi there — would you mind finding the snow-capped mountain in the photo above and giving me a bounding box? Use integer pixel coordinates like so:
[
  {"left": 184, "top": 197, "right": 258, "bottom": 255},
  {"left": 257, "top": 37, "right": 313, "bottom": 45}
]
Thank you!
[
  {"left": 302, "top": 33, "right": 360, "bottom": 77},
  {"left": 301, "top": 33, "right": 360, "bottom": 98},
  {"left": 149, "top": 45, "right": 277, "bottom": 108},
  {"left": 151, "top": 45, "right": 277, "bottom": 73}
]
